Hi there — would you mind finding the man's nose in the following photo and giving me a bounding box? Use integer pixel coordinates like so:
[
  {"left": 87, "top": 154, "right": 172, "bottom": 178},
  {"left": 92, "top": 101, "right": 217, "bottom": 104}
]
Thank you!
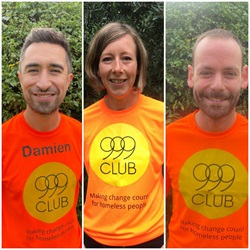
[
  {"left": 36, "top": 70, "right": 52, "bottom": 90},
  {"left": 211, "top": 73, "right": 225, "bottom": 91}
]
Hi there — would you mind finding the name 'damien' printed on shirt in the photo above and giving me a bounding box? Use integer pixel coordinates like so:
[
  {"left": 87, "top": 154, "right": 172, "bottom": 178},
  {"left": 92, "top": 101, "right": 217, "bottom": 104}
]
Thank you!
[{"left": 22, "top": 142, "right": 71, "bottom": 157}]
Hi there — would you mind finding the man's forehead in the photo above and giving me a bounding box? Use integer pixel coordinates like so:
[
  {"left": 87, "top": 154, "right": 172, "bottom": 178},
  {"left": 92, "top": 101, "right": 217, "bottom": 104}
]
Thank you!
[
  {"left": 24, "top": 42, "right": 66, "bottom": 54},
  {"left": 193, "top": 37, "right": 242, "bottom": 64},
  {"left": 21, "top": 43, "right": 67, "bottom": 65},
  {"left": 195, "top": 37, "right": 242, "bottom": 55}
]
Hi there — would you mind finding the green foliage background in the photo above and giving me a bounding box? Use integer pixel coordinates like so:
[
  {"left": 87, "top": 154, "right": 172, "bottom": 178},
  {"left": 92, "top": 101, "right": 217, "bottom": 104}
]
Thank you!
[
  {"left": 2, "top": 1, "right": 82, "bottom": 225},
  {"left": 84, "top": 2, "right": 164, "bottom": 108},
  {"left": 2, "top": 2, "right": 82, "bottom": 122},
  {"left": 166, "top": 2, "right": 248, "bottom": 124}
]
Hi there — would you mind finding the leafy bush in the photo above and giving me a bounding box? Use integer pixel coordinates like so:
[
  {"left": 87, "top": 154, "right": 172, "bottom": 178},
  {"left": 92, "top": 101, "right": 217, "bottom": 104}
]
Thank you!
[
  {"left": 84, "top": 2, "right": 164, "bottom": 107},
  {"left": 2, "top": 2, "right": 82, "bottom": 122},
  {"left": 166, "top": 2, "right": 248, "bottom": 124}
]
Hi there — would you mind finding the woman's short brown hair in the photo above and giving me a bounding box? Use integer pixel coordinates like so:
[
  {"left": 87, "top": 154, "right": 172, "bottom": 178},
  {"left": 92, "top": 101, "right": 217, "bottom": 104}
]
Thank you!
[{"left": 85, "top": 22, "right": 147, "bottom": 93}]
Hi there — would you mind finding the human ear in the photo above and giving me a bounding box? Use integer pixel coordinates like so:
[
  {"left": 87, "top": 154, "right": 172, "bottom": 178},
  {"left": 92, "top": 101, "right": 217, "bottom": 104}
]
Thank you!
[
  {"left": 187, "top": 65, "right": 194, "bottom": 88},
  {"left": 17, "top": 71, "right": 24, "bottom": 90},
  {"left": 241, "top": 65, "right": 248, "bottom": 89},
  {"left": 67, "top": 73, "right": 73, "bottom": 89}
]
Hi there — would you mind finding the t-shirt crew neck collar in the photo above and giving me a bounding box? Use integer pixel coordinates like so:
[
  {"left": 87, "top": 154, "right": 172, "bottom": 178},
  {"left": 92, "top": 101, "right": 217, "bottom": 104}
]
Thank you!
[
  {"left": 101, "top": 94, "right": 143, "bottom": 115},
  {"left": 190, "top": 110, "right": 240, "bottom": 138},
  {"left": 20, "top": 111, "right": 62, "bottom": 136}
]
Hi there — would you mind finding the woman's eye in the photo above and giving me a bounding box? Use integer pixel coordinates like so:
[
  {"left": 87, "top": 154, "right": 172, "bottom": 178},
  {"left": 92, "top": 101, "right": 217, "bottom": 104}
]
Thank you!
[
  {"left": 102, "top": 57, "right": 112, "bottom": 62},
  {"left": 122, "top": 56, "right": 132, "bottom": 61}
]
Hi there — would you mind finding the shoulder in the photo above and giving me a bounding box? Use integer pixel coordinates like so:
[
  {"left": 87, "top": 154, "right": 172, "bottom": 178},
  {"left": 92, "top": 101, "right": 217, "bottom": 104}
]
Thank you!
[
  {"left": 84, "top": 99, "right": 102, "bottom": 114},
  {"left": 84, "top": 99, "right": 104, "bottom": 122},
  {"left": 60, "top": 114, "right": 82, "bottom": 142},
  {"left": 236, "top": 113, "right": 248, "bottom": 131},
  {"left": 140, "top": 95, "right": 164, "bottom": 114},
  {"left": 167, "top": 113, "right": 193, "bottom": 127},
  {"left": 142, "top": 95, "right": 164, "bottom": 107},
  {"left": 138, "top": 95, "right": 164, "bottom": 126},
  {"left": 2, "top": 113, "right": 23, "bottom": 132},
  {"left": 166, "top": 112, "right": 194, "bottom": 135},
  {"left": 85, "top": 99, "right": 102, "bottom": 111},
  {"left": 60, "top": 113, "right": 82, "bottom": 129},
  {"left": 237, "top": 113, "right": 248, "bottom": 124}
]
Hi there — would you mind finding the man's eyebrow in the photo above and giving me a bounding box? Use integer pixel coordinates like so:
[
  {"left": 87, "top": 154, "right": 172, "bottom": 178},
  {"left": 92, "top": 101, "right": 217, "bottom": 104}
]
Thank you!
[
  {"left": 197, "top": 65, "right": 213, "bottom": 70},
  {"left": 223, "top": 66, "right": 240, "bottom": 72},
  {"left": 24, "top": 63, "right": 39, "bottom": 71},
  {"left": 50, "top": 63, "right": 64, "bottom": 70}
]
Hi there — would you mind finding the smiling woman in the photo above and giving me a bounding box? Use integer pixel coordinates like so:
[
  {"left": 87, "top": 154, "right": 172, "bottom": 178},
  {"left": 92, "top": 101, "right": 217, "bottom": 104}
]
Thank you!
[{"left": 98, "top": 34, "right": 138, "bottom": 110}]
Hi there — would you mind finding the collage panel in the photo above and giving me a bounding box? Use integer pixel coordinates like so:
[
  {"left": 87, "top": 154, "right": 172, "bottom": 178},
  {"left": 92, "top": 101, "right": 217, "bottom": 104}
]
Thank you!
[
  {"left": 166, "top": 1, "right": 248, "bottom": 248},
  {"left": 2, "top": 1, "right": 82, "bottom": 248},
  {"left": 83, "top": 1, "right": 165, "bottom": 248}
]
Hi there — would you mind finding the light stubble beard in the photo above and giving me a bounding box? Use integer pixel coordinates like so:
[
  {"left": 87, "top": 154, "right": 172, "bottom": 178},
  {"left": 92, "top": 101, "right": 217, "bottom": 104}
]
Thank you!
[{"left": 193, "top": 89, "right": 240, "bottom": 120}]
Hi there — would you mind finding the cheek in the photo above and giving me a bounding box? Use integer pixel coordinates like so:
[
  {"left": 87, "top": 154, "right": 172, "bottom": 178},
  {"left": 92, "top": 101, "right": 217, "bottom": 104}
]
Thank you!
[
  {"left": 192, "top": 79, "right": 203, "bottom": 92},
  {"left": 230, "top": 84, "right": 242, "bottom": 93},
  {"left": 193, "top": 76, "right": 211, "bottom": 89},
  {"left": 20, "top": 76, "right": 36, "bottom": 89},
  {"left": 128, "top": 65, "right": 138, "bottom": 78},
  {"left": 97, "top": 65, "right": 107, "bottom": 79}
]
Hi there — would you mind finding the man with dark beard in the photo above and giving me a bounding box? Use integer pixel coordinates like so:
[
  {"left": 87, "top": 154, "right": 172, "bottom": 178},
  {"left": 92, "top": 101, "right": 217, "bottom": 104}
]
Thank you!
[
  {"left": 166, "top": 29, "right": 248, "bottom": 248},
  {"left": 2, "top": 28, "right": 82, "bottom": 248}
]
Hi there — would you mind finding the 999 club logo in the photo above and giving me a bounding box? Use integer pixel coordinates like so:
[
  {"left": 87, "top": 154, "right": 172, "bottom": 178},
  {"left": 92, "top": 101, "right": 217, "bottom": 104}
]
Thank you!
[
  {"left": 89, "top": 123, "right": 150, "bottom": 187},
  {"left": 23, "top": 162, "right": 77, "bottom": 223},
  {"left": 100, "top": 136, "right": 136, "bottom": 160},
  {"left": 179, "top": 149, "right": 247, "bottom": 219},
  {"left": 193, "top": 163, "right": 235, "bottom": 193}
]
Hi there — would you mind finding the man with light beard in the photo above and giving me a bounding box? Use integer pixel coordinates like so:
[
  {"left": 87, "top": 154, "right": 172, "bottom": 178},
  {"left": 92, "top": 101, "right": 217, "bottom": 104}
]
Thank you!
[
  {"left": 2, "top": 28, "right": 82, "bottom": 248},
  {"left": 166, "top": 29, "right": 248, "bottom": 248}
]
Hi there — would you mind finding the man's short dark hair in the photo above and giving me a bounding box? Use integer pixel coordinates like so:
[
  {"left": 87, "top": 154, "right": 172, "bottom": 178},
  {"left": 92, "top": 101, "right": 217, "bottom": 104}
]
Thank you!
[{"left": 19, "top": 28, "right": 72, "bottom": 72}]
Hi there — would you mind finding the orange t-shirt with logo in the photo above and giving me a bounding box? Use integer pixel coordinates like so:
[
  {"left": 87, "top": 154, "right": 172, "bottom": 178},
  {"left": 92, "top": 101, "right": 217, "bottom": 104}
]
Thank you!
[
  {"left": 84, "top": 94, "right": 164, "bottom": 246},
  {"left": 2, "top": 112, "right": 82, "bottom": 248},
  {"left": 166, "top": 111, "right": 248, "bottom": 248}
]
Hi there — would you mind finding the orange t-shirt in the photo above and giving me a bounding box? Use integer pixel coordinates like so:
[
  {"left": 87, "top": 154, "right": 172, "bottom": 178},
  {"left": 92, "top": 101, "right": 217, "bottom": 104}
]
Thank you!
[
  {"left": 166, "top": 111, "right": 248, "bottom": 248},
  {"left": 2, "top": 112, "right": 82, "bottom": 248},
  {"left": 84, "top": 94, "right": 164, "bottom": 246}
]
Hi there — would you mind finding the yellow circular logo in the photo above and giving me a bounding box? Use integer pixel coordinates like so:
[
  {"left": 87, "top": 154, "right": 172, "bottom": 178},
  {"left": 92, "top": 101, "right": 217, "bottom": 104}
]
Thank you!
[
  {"left": 179, "top": 149, "right": 247, "bottom": 219},
  {"left": 23, "top": 162, "right": 77, "bottom": 223},
  {"left": 90, "top": 123, "right": 150, "bottom": 187}
]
